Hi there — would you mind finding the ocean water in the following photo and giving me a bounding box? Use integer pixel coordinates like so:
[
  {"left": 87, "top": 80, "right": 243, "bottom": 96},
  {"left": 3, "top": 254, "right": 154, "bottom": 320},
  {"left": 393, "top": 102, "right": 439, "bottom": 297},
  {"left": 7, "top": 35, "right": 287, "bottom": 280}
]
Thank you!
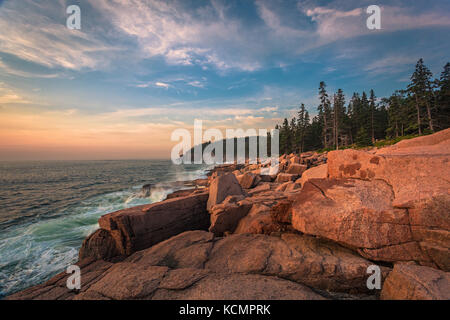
[{"left": 0, "top": 160, "right": 209, "bottom": 298}]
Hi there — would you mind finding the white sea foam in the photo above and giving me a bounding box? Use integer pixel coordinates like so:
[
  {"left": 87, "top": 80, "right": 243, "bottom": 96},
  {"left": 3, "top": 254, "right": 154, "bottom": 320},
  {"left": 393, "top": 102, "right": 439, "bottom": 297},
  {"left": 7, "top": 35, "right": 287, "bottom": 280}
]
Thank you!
[{"left": 0, "top": 163, "right": 209, "bottom": 298}]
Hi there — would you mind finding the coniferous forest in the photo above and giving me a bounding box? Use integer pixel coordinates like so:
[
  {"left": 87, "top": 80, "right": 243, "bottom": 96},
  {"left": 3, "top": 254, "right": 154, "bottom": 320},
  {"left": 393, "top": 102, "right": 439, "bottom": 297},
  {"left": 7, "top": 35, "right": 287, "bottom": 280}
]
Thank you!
[{"left": 275, "top": 59, "right": 450, "bottom": 154}]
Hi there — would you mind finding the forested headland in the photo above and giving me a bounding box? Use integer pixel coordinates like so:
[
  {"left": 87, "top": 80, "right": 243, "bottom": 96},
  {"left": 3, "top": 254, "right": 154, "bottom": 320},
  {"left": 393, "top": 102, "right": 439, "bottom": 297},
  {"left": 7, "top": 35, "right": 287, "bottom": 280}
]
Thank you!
[{"left": 276, "top": 59, "right": 450, "bottom": 153}]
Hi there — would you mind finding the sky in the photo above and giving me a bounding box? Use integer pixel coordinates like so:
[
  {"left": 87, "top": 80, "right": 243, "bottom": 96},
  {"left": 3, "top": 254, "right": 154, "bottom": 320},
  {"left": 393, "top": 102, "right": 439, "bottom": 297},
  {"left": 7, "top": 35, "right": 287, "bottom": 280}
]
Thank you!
[{"left": 0, "top": 0, "right": 449, "bottom": 160}]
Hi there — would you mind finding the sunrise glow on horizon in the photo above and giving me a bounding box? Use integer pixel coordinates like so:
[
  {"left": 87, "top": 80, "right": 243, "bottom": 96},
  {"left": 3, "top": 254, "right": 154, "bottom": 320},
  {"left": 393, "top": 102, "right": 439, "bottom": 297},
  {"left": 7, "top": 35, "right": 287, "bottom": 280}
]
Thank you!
[{"left": 1, "top": 0, "right": 449, "bottom": 160}]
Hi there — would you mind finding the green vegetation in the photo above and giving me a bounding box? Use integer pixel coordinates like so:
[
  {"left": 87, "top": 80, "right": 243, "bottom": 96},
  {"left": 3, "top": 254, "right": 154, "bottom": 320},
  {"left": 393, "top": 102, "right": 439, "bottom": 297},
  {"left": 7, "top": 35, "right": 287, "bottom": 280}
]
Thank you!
[
  {"left": 373, "top": 134, "right": 424, "bottom": 148},
  {"left": 355, "top": 127, "right": 372, "bottom": 147},
  {"left": 185, "top": 59, "right": 449, "bottom": 160},
  {"left": 276, "top": 59, "right": 450, "bottom": 154}
]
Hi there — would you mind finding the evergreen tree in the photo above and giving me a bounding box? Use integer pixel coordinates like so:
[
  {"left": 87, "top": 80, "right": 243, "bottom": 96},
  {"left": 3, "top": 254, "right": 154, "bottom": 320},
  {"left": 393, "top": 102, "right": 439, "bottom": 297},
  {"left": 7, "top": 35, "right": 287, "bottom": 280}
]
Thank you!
[
  {"left": 369, "top": 89, "right": 377, "bottom": 143},
  {"left": 355, "top": 127, "right": 372, "bottom": 147},
  {"left": 318, "top": 82, "right": 332, "bottom": 148},
  {"left": 375, "top": 103, "right": 389, "bottom": 140},
  {"left": 360, "top": 91, "right": 370, "bottom": 130},
  {"left": 273, "top": 61, "right": 449, "bottom": 155},
  {"left": 332, "top": 89, "right": 345, "bottom": 149},
  {"left": 408, "top": 58, "right": 435, "bottom": 134},
  {"left": 435, "top": 62, "right": 450, "bottom": 130},
  {"left": 347, "top": 93, "right": 361, "bottom": 144},
  {"left": 280, "top": 118, "right": 291, "bottom": 154},
  {"left": 303, "top": 116, "right": 323, "bottom": 151},
  {"left": 289, "top": 117, "right": 297, "bottom": 153},
  {"left": 297, "top": 103, "right": 309, "bottom": 153}
]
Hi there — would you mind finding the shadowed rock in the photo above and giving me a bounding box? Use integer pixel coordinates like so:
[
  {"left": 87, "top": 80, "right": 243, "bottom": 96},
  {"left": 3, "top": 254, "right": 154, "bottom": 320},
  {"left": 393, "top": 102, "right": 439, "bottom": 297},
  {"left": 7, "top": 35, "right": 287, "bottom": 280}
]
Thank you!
[
  {"left": 79, "top": 192, "right": 210, "bottom": 261},
  {"left": 207, "top": 173, "right": 244, "bottom": 211},
  {"left": 275, "top": 173, "right": 298, "bottom": 183},
  {"left": 79, "top": 229, "right": 121, "bottom": 261},
  {"left": 381, "top": 264, "right": 450, "bottom": 300},
  {"left": 237, "top": 172, "right": 261, "bottom": 189},
  {"left": 10, "top": 231, "right": 388, "bottom": 300},
  {"left": 209, "top": 199, "right": 253, "bottom": 236},
  {"left": 286, "top": 163, "right": 307, "bottom": 175},
  {"left": 234, "top": 203, "right": 280, "bottom": 234}
]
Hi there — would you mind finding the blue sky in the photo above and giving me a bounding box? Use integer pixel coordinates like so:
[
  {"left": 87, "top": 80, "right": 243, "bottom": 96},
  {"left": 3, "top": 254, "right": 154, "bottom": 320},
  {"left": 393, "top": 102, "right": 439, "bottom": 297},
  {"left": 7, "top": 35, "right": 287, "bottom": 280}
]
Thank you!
[{"left": 0, "top": 0, "right": 449, "bottom": 159}]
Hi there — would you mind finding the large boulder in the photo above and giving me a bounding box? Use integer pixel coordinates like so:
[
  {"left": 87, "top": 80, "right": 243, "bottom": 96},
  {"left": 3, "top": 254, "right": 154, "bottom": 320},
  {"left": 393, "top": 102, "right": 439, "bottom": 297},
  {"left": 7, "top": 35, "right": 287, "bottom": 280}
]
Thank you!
[
  {"left": 11, "top": 231, "right": 389, "bottom": 299},
  {"left": 86, "top": 263, "right": 169, "bottom": 300},
  {"left": 192, "top": 231, "right": 389, "bottom": 294},
  {"left": 275, "top": 181, "right": 292, "bottom": 192},
  {"left": 203, "top": 232, "right": 389, "bottom": 294},
  {"left": 296, "top": 164, "right": 328, "bottom": 187},
  {"left": 207, "top": 173, "right": 245, "bottom": 211},
  {"left": 248, "top": 182, "right": 272, "bottom": 195},
  {"left": 327, "top": 139, "right": 449, "bottom": 208},
  {"left": 291, "top": 178, "right": 402, "bottom": 248},
  {"left": 286, "top": 163, "right": 307, "bottom": 175},
  {"left": 79, "top": 229, "right": 121, "bottom": 261},
  {"left": 319, "top": 131, "right": 450, "bottom": 269},
  {"left": 275, "top": 173, "right": 297, "bottom": 183},
  {"left": 234, "top": 203, "right": 280, "bottom": 234},
  {"left": 237, "top": 172, "right": 261, "bottom": 189},
  {"left": 362, "top": 195, "right": 450, "bottom": 271},
  {"left": 152, "top": 273, "right": 325, "bottom": 300},
  {"left": 381, "top": 264, "right": 450, "bottom": 300},
  {"left": 209, "top": 198, "right": 253, "bottom": 236},
  {"left": 80, "top": 192, "right": 210, "bottom": 260},
  {"left": 275, "top": 181, "right": 301, "bottom": 192},
  {"left": 165, "top": 188, "right": 196, "bottom": 200},
  {"left": 290, "top": 178, "right": 450, "bottom": 270},
  {"left": 270, "top": 200, "right": 293, "bottom": 226}
]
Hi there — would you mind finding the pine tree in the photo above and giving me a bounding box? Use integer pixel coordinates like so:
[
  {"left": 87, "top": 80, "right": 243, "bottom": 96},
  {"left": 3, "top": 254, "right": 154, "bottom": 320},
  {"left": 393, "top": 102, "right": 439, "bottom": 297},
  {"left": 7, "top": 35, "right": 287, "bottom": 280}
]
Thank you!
[
  {"left": 280, "top": 118, "right": 291, "bottom": 154},
  {"left": 318, "top": 82, "right": 332, "bottom": 148},
  {"left": 332, "top": 89, "right": 345, "bottom": 149},
  {"left": 289, "top": 117, "right": 297, "bottom": 153},
  {"left": 361, "top": 92, "right": 370, "bottom": 130},
  {"left": 435, "top": 62, "right": 450, "bottom": 130},
  {"left": 273, "top": 62, "right": 449, "bottom": 155},
  {"left": 408, "top": 58, "right": 435, "bottom": 134},
  {"left": 355, "top": 127, "right": 372, "bottom": 147},
  {"left": 347, "top": 93, "right": 361, "bottom": 144},
  {"left": 369, "top": 89, "right": 377, "bottom": 143},
  {"left": 304, "top": 116, "right": 323, "bottom": 151},
  {"left": 297, "top": 103, "right": 309, "bottom": 153},
  {"left": 375, "top": 103, "right": 388, "bottom": 140}
]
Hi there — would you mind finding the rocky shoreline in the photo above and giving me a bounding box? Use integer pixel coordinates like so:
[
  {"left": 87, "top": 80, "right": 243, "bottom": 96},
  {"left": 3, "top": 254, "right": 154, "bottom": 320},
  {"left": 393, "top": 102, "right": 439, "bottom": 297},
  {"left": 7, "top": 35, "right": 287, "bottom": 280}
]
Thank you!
[{"left": 7, "top": 129, "right": 450, "bottom": 300}]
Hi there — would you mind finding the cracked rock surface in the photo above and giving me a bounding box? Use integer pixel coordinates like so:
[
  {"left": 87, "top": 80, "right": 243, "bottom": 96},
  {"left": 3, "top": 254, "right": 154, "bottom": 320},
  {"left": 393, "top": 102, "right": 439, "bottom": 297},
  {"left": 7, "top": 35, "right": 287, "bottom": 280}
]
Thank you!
[
  {"left": 7, "top": 230, "right": 386, "bottom": 300},
  {"left": 7, "top": 129, "right": 450, "bottom": 300}
]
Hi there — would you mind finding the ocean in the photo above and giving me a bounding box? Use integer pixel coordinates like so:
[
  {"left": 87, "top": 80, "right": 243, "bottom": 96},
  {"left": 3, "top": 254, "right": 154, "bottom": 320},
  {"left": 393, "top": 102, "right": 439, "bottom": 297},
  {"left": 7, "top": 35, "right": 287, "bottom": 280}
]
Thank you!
[{"left": 0, "top": 160, "right": 209, "bottom": 298}]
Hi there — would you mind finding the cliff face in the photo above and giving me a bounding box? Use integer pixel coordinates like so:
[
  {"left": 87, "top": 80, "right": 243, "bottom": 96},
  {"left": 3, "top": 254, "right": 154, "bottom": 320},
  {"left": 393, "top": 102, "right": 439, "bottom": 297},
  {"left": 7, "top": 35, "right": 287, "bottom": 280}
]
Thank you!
[{"left": 7, "top": 129, "right": 450, "bottom": 300}]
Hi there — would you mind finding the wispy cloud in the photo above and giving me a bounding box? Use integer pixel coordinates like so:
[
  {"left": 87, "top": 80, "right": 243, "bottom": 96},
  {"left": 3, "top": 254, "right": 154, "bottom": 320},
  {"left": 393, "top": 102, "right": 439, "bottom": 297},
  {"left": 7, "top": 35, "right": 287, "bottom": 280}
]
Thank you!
[
  {"left": 1, "top": 0, "right": 448, "bottom": 75},
  {"left": 155, "top": 82, "right": 171, "bottom": 89},
  {"left": 302, "top": 3, "right": 450, "bottom": 44},
  {"left": 0, "top": 58, "right": 60, "bottom": 78},
  {"left": 364, "top": 55, "right": 418, "bottom": 75},
  {"left": 187, "top": 80, "right": 205, "bottom": 88},
  {"left": 304, "top": 6, "right": 364, "bottom": 42},
  {"left": 0, "top": 0, "right": 119, "bottom": 71},
  {"left": 90, "top": 0, "right": 261, "bottom": 72},
  {"left": 0, "top": 82, "right": 30, "bottom": 104},
  {"left": 0, "top": 0, "right": 449, "bottom": 160}
]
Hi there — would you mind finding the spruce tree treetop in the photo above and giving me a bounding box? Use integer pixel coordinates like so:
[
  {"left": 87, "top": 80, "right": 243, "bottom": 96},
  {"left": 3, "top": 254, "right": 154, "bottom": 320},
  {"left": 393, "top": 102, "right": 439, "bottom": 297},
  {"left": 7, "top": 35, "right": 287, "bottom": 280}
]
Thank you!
[{"left": 408, "top": 58, "right": 433, "bottom": 94}]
